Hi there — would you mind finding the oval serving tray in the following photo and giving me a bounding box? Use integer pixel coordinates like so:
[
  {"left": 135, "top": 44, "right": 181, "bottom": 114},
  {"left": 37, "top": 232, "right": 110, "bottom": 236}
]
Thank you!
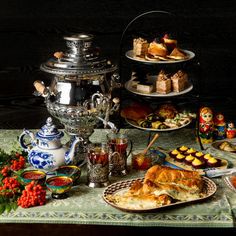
[{"left": 103, "top": 177, "right": 217, "bottom": 213}]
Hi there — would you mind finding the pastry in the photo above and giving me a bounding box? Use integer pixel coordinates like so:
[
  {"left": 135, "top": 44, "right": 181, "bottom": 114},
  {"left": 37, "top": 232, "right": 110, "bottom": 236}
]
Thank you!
[
  {"left": 178, "top": 145, "right": 189, "bottom": 153},
  {"left": 194, "top": 151, "right": 204, "bottom": 160},
  {"left": 143, "top": 165, "right": 203, "bottom": 200},
  {"left": 168, "top": 48, "right": 187, "bottom": 60},
  {"left": 203, "top": 153, "right": 213, "bottom": 162},
  {"left": 161, "top": 34, "right": 177, "bottom": 52},
  {"left": 184, "top": 148, "right": 196, "bottom": 156},
  {"left": 148, "top": 41, "right": 168, "bottom": 57},
  {"left": 185, "top": 154, "right": 195, "bottom": 165},
  {"left": 219, "top": 141, "right": 236, "bottom": 152},
  {"left": 169, "top": 149, "right": 180, "bottom": 158},
  {"left": 171, "top": 70, "right": 188, "bottom": 92},
  {"left": 136, "top": 83, "right": 153, "bottom": 94},
  {"left": 120, "top": 103, "right": 152, "bottom": 121},
  {"left": 107, "top": 165, "right": 204, "bottom": 208},
  {"left": 133, "top": 38, "right": 149, "bottom": 58},
  {"left": 175, "top": 153, "right": 185, "bottom": 162},
  {"left": 151, "top": 121, "right": 167, "bottom": 129},
  {"left": 155, "top": 104, "right": 178, "bottom": 119},
  {"left": 207, "top": 157, "right": 221, "bottom": 167},
  {"left": 156, "top": 70, "right": 172, "bottom": 94},
  {"left": 192, "top": 158, "right": 205, "bottom": 169}
]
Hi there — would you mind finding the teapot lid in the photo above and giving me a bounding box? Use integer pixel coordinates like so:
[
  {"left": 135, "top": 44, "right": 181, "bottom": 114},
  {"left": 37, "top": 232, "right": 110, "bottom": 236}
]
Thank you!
[{"left": 36, "top": 117, "right": 64, "bottom": 140}]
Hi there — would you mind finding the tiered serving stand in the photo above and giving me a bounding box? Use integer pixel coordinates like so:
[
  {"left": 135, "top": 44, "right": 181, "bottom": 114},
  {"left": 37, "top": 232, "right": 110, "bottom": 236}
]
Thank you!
[{"left": 119, "top": 11, "right": 203, "bottom": 148}]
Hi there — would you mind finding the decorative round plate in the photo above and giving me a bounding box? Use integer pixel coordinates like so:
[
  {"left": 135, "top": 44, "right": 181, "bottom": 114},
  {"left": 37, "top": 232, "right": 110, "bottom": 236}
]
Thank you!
[
  {"left": 125, "top": 49, "right": 195, "bottom": 64},
  {"left": 103, "top": 177, "right": 217, "bottom": 212},
  {"left": 211, "top": 140, "right": 236, "bottom": 155},
  {"left": 125, "top": 118, "right": 191, "bottom": 132},
  {"left": 125, "top": 80, "right": 193, "bottom": 97}
]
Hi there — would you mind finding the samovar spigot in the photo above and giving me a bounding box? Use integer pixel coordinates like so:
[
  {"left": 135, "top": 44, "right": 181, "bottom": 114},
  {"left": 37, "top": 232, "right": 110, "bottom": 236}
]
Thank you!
[{"left": 97, "top": 116, "right": 118, "bottom": 133}]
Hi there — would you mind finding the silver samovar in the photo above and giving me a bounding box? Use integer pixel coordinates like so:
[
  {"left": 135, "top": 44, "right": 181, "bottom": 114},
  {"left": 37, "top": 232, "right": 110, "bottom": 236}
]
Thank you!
[{"left": 34, "top": 33, "right": 120, "bottom": 165}]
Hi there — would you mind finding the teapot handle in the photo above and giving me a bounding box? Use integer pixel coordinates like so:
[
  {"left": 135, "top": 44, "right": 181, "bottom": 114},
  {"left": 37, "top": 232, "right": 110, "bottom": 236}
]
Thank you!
[{"left": 19, "top": 129, "right": 35, "bottom": 152}]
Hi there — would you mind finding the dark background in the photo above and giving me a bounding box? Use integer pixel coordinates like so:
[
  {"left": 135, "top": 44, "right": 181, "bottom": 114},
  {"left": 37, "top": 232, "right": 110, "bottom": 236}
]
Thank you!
[
  {"left": 0, "top": 0, "right": 236, "bottom": 234},
  {"left": 0, "top": 0, "right": 235, "bottom": 129}
]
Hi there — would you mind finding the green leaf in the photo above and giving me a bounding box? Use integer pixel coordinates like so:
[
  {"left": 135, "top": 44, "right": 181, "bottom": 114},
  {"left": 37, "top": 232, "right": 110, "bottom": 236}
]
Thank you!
[
  {"left": 11, "top": 202, "right": 18, "bottom": 211},
  {"left": 5, "top": 203, "right": 12, "bottom": 213},
  {"left": 0, "top": 204, "right": 5, "bottom": 214}
]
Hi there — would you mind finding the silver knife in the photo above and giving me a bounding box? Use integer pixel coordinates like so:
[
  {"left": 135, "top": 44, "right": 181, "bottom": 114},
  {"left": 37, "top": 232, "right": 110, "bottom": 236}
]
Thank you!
[{"left": 204, "top": 168, "right": 236, "bottom": 178}]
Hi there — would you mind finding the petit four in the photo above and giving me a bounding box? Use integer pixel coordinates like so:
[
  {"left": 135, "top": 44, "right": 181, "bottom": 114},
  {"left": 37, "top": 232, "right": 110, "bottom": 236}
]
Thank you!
[
  {"left": 203, "top": 153, "right": 213, "bottom": 162},
  {"left": 156, "top": 70, "right": 172, "bottom": 94},
  {"left": 148, "top": 41, "right": 168, "bottom": 57},
  {"left": 175, "top": 153, "right": 185, "bottom": 162},
  {"left": 133, "top": 38, "right": 149, "bottom": 57},
  {"left": 195, "top": 151, "right": 204, "bottom": 159},
  {"left": 184, "top": 148, "right": 196, "bottom": 155},
  {"left": 185, "top": 154, "right": 195, "bottom": 165},
  {"left": 178, "top": 145, "right": 189, "bottom": 153},
  {"left": 161, "top": 34, "right": 177, "bottom": 52},
  {"left": 136, "top": 83, "right": 153, "bottom": 94},
  {"left": 168, "top": 48, "right": 187, "bottom": 60},
  {"left": 192, "top": 158, "right": 205, "bottom": 169},
  {"left": 169, "top": 149, "right": 180, "bottom": 158},
  {"left": 207, "top": 157, "right": 221, "bottom": 167},
  {"left": 171, "top": 70, "right": 188, "bottom": 92}
]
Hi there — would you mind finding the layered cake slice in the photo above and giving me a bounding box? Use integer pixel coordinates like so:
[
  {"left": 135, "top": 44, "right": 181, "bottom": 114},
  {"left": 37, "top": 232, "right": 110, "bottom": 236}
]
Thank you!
[
  {"left": 156, "top": 70, "right": 171, "bottom": 94},
  {"left": 133, "top": 38, "right": 149, "bottom": 58},
  {"left": 171, "top": 70, "right": 188, "bottom": 92}
]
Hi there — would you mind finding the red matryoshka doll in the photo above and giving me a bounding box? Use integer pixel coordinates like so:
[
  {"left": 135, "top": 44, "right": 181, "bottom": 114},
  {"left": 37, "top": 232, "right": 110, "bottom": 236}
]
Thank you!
[
  {"left": 226, "top": 121, "right": 236, "bottom": 139},
  {"left": 213, "top": 112, "right": 226, "bottom": 140},
  {"left": 198, "top": 107, "right": 214, "bottom": 144}
]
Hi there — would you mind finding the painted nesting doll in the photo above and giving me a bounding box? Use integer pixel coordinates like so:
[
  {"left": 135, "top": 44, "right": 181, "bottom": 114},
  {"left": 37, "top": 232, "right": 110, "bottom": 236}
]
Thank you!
[
  {"left": 226, "top": 121, "right": 236, "bottom": 139},
  {"left": 213, "top": 112, "right": 226, "bottom": 140},
  {"left": 198, "top": 107, "right": 214, "bottom": 144}
]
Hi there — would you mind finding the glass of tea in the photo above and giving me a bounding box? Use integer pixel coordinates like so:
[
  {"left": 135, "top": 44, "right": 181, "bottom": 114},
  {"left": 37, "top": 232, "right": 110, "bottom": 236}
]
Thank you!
[
  {"left": 87, "top": 142, "right": 110, "bottom": 188},
  {"left": 107, "top": 133, "right": 133, "bottom": 176}
]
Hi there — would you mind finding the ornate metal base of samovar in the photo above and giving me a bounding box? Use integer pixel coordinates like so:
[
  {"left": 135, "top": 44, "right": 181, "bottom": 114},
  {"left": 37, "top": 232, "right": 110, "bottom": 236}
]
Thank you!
[{"left": 34, "top": 33, "right": 120, "bottom": 165}]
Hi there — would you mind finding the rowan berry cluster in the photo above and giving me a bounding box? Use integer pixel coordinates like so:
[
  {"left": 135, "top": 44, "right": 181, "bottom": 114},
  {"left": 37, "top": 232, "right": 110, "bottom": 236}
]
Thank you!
[
  {"left": 10, "top": 155, "right": 25, "bottom": 171},
  {"left": 17, "top": 181, "right": 46, "bottom": 208},
  {"left": 1, "top": 166, "right": 10, "bottom": 177},
  {"left": 0, "top": 177, "right": 21, "bottom": 197}
]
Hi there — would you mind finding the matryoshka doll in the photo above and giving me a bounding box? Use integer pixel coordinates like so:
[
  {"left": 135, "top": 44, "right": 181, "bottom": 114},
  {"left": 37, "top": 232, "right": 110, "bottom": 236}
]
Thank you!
[
  {"left": 214, "top": 112, "right": 226, "bottom": 140},
  {"left": 226, "top": 121, "right": 236, "bottom": 139},
  {"left": 198, "top": 107, "right": 214, "bottom": 144}
]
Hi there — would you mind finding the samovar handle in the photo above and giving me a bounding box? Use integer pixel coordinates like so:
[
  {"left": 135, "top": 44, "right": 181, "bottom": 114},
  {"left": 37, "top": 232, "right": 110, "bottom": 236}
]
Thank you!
[
  {"left": 91, "top": 91, "right": 103, "bottom": 108},
  {"left": 33, "top": 80, "right": 49, "bottom": 97}
]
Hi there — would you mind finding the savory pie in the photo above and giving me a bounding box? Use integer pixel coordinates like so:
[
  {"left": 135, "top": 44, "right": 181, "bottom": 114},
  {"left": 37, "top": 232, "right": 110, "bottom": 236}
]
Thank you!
[{"left": 107, "top": 165, "right": 204, "bottom": 209}]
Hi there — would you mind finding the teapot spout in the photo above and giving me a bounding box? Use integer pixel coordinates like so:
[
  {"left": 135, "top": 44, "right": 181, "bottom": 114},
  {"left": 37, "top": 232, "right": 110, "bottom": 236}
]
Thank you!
[{"left": 65, "top": 136, "right": 83, "bottom": 165}]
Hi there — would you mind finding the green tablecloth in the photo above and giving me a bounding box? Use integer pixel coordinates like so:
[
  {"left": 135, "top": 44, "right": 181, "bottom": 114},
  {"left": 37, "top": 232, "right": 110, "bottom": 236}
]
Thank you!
[{"left": 0, "top": 128, "right": 236, "bottom": 227}]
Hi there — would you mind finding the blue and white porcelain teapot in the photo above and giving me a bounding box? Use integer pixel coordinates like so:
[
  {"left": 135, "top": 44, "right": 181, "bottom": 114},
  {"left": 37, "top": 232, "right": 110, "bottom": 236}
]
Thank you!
[{"left": 19, "top": 117, "right": 82, "bottom": 171}]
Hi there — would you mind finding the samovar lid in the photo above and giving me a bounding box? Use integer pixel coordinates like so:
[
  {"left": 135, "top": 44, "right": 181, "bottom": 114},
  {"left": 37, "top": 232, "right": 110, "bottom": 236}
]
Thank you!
[
  {"left": 40, "top": 33, "right": 117, "bottom": 76},
  {"left": 36, "top": 117, "right": 64, "bottom": 140}
]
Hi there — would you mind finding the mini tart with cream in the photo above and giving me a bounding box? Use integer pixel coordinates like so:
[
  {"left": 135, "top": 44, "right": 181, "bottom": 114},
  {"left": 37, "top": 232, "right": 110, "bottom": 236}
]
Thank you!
[
  {"left": 184, "top": 148, "right": 196, "bottom": 155},
  {"left": 184, "top": 154, "right": 195, "bottom": 165},
  {"left": 192, "top": 158, "right": 205, "bottom": 169},
  {"left": 178, "top": 145, "right": 188, "bottom": 153},
  {"left": 203, "top": 153, "right": 213, "bottom": 162},
  {"left": 175, "top": 153, "right": 185, "bottom": 162},
  {"left": 207, "top": 157, "right": 221, "bottom": 167},
  {"left": 169, "top": 149, "right": 179, "bottom": 158},
  {"left": 195, "top": 151, "right": 204, "bottom": 160}
]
